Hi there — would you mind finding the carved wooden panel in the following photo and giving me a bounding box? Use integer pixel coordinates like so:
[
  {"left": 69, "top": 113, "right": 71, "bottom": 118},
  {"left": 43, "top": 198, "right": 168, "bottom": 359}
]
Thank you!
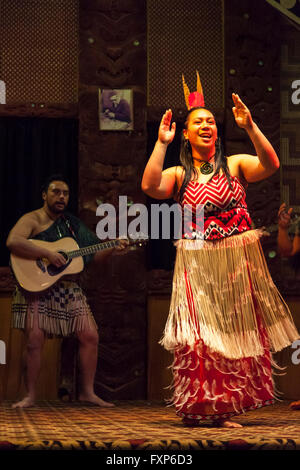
[
  {"left": 78, "top": 0, "right": 147, "bottom": 399},
  {"left": 225, "top": 0, "right": 281, "bottom": 284},
  {"left": 280, "top": 18, "right": 300, "bottom": 295}
]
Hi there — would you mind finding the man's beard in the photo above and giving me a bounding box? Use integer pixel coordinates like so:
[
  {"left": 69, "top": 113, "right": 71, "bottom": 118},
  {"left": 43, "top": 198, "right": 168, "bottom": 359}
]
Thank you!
[{"left": 48, "top": 202, "right": 66, "bottom": 214}]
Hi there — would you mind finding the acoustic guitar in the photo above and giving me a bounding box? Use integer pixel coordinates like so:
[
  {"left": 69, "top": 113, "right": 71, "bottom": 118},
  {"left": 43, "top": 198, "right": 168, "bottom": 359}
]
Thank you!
[{"left": 10, "top": 237, "right": 146, "bottom": 293}]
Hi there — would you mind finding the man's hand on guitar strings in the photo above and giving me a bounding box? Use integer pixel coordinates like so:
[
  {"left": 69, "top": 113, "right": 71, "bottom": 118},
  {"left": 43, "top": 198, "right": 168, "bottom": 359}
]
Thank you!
[{"left": 46, "top": 250, "right": 67, "bottom": 267}]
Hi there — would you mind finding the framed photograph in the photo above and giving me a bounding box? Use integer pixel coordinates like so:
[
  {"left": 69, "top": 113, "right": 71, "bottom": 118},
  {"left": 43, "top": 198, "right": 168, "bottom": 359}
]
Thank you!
[{"left": 99, "top": 88, "right": 133, "bottom": 131}]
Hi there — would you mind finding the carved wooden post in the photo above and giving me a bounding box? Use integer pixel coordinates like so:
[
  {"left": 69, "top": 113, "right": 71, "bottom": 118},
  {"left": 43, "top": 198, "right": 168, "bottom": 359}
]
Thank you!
[{"left": 78, "top": 0, "right": 148, "bottom": 400}]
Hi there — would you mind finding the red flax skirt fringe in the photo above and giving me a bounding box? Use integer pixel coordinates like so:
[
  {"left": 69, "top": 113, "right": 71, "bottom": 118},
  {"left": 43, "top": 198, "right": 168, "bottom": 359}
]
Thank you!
[{"left": 160, "top": 230, "right": 299, "bottom": 422}]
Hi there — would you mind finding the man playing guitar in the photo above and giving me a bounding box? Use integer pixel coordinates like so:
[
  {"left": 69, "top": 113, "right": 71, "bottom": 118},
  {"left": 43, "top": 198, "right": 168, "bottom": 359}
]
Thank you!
[{"left": 6, "top": 174, "right": 127, "bottom": 408}]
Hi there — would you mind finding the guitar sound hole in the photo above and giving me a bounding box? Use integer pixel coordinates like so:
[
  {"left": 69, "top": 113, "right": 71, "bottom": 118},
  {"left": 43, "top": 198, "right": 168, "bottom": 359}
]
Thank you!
[
  {"left": 36, "top": 259, "right": 46, "bottom": 273},
  {"left": 47, "top": 251, "right": 71, "bottom": 276}
]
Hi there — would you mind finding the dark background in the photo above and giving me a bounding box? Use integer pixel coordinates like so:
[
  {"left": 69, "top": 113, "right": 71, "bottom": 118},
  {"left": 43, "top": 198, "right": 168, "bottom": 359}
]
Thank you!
[{"left": 0, "top": 117, "right": 78, "bottom": 265}]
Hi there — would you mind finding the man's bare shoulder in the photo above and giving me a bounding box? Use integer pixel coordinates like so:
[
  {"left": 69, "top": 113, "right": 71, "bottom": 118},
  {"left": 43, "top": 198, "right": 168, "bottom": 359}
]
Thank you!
[
  {"left": 20, "top": 209, "right": 42, "bottom": 223},
  {"left": 7, "top": 208, "right": 45, "bottom": 241},
  {"left": 16, "top": 209, "right": 44, "bottom": 231}
]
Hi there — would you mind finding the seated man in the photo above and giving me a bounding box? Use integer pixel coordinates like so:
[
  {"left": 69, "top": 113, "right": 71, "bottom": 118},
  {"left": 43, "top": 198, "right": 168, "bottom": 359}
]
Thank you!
[{"left": 6, "top": 174, "right": 127, "bottom": 408}]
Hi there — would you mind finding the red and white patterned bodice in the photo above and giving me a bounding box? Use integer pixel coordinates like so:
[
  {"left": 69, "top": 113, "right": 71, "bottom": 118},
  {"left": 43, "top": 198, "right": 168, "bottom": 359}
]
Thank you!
[{"left": 182, "top": 173, "right": 252, "bottom": 240}]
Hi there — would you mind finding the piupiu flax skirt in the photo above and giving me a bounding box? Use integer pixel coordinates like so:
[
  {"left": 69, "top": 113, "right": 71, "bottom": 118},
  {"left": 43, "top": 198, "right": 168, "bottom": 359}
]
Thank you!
[
  {"left": 161, "top": 230, "right": 299, "bottom": 421},
  {"left": 12, "top": 281, "right": 97, "bottom": 337}
]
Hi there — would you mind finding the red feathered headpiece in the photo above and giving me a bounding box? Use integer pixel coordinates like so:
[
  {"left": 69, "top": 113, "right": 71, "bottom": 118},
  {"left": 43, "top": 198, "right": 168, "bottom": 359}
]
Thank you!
[{"left": 182, "top": 71, "right": 205, "bottom": 110}]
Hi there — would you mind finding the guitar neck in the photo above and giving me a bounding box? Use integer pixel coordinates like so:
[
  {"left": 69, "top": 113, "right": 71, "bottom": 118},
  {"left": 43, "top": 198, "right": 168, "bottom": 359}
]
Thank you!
[{"left": 67, "top": 239, "right": 120, "bottom": 259}]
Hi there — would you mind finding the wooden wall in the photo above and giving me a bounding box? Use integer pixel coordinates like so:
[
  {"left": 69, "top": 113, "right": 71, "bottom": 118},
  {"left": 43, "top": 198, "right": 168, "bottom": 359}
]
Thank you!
[
  {"left": 224, "top": 0, "right": 282, "bottom": 287},
  {"left": 0, "top": 287, "right": 61, "bottom": 402},
  {"left": 280, "top": 17, "right": 300, "bottom": 296}
]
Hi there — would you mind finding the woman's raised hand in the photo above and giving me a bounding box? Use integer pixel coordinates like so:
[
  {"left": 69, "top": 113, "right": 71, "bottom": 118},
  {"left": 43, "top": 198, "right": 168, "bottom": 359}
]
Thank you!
[
  {"left": 158, "top": 109, "right": 176, "bottom": 145},
  {"left": 232, "top": 93, "right": 253, "bottom": 131}
]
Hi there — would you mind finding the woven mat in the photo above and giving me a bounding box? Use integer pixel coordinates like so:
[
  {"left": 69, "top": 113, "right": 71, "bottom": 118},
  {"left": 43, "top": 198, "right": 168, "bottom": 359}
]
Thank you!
[{"left": 0, "top": 401, "right": 300, "bottom": 450}]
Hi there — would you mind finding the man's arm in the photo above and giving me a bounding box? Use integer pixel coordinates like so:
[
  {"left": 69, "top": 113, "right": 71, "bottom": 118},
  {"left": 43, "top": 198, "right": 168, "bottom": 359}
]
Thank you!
[
  {"left": 75, "top": 217, "right": 128, "bottom": 265},
  {"left": 277, "top": 203, "right": 297, "bottom": 257},
  {"left": 92, "top": 239, "right": 129, "bottom": 263},
  {"left": 278, "top": 226, "right": 293, "bottom": 257},
  {"left": 6, "top": 213, "right": 66, "bottom": 266}
]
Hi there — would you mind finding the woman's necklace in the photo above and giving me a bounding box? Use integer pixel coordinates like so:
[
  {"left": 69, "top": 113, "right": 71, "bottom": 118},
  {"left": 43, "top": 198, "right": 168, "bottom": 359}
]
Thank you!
[
  {"left": 199, "top": 161, "right": 214, "bottom": 175},
  {"left": 193, "top": 157, "right": 214, "bottom": 175}
]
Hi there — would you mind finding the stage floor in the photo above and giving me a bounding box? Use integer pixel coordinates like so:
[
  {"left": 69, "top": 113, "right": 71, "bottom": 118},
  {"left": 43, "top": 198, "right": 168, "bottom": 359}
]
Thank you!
[{"left": 0, "top": 400, "right": 300, "bottom": 451}]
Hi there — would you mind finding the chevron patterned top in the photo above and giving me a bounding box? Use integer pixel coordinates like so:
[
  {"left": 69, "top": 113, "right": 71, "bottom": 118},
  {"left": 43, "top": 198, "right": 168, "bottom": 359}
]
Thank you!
[{"left": 182, "top": 173, "right": 252, "bottom": 240}]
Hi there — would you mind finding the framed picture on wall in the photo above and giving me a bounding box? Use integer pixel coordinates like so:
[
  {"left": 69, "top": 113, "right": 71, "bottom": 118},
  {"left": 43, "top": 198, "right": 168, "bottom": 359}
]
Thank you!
[{"left": 99, "top": 88, "right": 133, "bottom": 131}]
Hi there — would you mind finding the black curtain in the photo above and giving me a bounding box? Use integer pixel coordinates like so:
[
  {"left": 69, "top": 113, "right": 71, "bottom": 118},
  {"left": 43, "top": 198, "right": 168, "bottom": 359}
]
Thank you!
[
  {"left": 145, "top": 120, "right": 182, "bottom": 271},
  {"left": 0, "top": 116, "right": 78, "bottom": 266}
]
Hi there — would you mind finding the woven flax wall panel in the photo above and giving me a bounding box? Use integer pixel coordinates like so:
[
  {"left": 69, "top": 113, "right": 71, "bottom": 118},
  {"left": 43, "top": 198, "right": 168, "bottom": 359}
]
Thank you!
[
  {"left": 225, "top": 0, "right": 283, "bottom": 288},
  {"left": 0, "top": 0, "right": 78, "bottom": 103},
  {"left": 147, "top": 0, "right": 224, "bottom": 110}
]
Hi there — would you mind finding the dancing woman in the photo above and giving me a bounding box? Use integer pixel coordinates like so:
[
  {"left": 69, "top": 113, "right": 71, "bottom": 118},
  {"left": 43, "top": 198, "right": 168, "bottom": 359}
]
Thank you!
[{"left": 142, "top": 75, "right": 299, "bottom": 427}]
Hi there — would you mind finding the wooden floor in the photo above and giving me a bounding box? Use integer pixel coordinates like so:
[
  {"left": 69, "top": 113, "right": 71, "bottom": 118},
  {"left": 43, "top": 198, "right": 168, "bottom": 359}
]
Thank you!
[{"left": 0, "top": 400, "right": 300, "bottom": 451}]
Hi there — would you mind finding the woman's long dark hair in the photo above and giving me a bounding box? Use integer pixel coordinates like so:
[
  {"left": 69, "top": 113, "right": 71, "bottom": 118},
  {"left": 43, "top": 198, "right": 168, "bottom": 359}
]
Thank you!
[{"left": 178, "top": 107, "right": 232, "bottom": 202}]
